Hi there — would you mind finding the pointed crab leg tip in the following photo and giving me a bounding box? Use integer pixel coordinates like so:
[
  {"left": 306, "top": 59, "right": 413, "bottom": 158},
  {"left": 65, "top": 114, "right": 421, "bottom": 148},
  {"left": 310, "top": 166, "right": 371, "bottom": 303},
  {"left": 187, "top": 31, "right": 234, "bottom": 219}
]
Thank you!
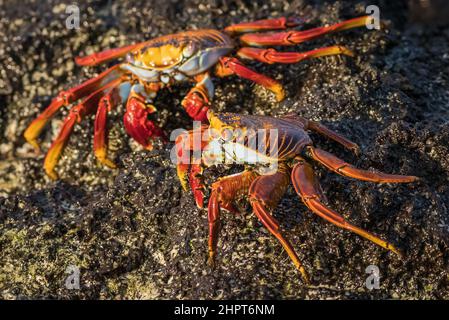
[
  {"left": 352, "top": 145, "right": 361, "bottom": 156},
  {"left": 316, "top": 45, "right": 355, "bottom": 59},
  {"left": 195, "top": 197, "right": 204, "bottom": 209},
  {"left": 207, "top": 255, "right": 216, "bottom": 268},
  {"left": 382, "top": 240, "right": 404, "bottom": 258},
  {"left": 392, "top": 247, "right": 405, "bottom": 259},
  {"left": 74, "top": 56, "right": 85, "bottom": 65},
  {"left": 276, "top": 92, "right": 285, "bottom": 102},
  {"left": 193, "top": 187, "right": 205, "bottom": 208},
  {"left": 273, "top": 86, "right": 286, "bottom": 102},
  {"left": 177, "top": 170, "right": 189, "bottom": 191},
  {"left": 345, "top": 15, "right": 371, "bottom": 29},
  {"left": 107, "top": 162, "right": 117, "bottom": 169},
  {"left": 300, "top": 268, "right": 311, "bottom": 284},
  {"left": 94, "top": 149, "right": 117, "bottom": 169},
  {"left": 45, "top": 169, "right": 59, "bottom": 180},
  {"left": 74, "top": 56, "right": 93, "bottom": 66},
  {"left": 340, "top": 47, "right": 355, "bottom": 57},
  {"left": 26, "top": 138, "right": 41, "bottom": 153},
  {"left": 144, "top": 144, "right": 154, "bottom": 151},
  {"left": 102, "top": 159, "right": 117, "bottom": 169},
  {"left": 178, "top": 175, "right": 188, "bottom": 191},
  {"left": 24, "top": 121, "right": 46, "bottom": 151},
  {"left": 383, "top": 175, "right": 419, "bottom": 184}
]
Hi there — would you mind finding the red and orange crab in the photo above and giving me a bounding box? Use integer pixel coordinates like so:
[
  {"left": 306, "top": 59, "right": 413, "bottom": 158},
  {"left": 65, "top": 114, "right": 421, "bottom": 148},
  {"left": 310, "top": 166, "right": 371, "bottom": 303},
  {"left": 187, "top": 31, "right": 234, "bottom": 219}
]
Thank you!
[
  {"left": 176, "top": 111, "right": 418, "bottom": 282},
  {"left": 23, "top": 15, "right": 372, "bottom": 179}
]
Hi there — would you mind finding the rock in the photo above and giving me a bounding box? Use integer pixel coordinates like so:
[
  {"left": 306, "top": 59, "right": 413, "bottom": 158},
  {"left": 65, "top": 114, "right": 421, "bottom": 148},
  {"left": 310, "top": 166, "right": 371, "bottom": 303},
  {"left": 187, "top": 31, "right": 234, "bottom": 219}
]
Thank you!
[{"left": 0, "top": 0, "right": 448, "bottom": 299}]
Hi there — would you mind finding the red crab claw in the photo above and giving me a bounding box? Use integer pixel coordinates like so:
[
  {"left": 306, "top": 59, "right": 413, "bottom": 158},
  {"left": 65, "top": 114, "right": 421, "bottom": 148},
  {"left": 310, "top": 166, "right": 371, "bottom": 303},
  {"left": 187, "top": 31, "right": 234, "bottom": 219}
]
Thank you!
[{"left": 123, "top": 93, "right": 165, "bottom": 149}]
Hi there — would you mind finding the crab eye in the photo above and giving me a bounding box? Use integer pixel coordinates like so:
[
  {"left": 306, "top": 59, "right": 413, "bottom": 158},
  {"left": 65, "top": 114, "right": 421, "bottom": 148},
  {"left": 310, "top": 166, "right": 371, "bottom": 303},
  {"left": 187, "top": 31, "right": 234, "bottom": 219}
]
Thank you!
[
  {"left": 182, "top": 42, "right": 197, "bottom": 58},
  {"left": 125, "top": 53, "right": 134, "bottom": 63},
  {"left": 126, "top": 53, "right": 144, "bottom": 67}
]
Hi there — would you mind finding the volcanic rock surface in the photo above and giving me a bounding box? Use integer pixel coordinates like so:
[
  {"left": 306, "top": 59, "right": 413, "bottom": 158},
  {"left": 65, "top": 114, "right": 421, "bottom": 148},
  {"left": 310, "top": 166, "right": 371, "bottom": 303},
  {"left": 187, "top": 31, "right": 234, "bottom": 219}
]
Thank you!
[{"left": 0, "top": 0, "right": 448, "bottom": 299}]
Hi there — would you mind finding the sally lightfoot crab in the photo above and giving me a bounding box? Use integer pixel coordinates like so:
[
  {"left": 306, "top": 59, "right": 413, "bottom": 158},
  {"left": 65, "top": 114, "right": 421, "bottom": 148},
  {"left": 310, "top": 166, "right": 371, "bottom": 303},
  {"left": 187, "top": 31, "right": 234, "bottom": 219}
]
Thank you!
[
  {"left": 176, "top": 112, "right": 418, "bottom": 282},
  {"left": 24, "top": 15, "right": 372, "bottom": 179}
]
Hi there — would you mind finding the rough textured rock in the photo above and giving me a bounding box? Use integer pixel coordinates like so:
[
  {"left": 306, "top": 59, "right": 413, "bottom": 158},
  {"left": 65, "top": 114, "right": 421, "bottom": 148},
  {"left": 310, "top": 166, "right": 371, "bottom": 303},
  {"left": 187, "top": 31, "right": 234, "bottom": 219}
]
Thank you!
[{"left": 0, "top": 0, "right": 448, "bottom": 299}]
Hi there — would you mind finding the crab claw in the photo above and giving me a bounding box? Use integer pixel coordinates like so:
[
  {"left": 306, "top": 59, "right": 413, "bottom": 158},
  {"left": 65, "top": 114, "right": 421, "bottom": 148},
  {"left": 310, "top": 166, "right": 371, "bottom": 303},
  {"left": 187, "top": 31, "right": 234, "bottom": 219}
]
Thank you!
[{"left": 123, "top": 95, "right": 165, "bottom": 149}]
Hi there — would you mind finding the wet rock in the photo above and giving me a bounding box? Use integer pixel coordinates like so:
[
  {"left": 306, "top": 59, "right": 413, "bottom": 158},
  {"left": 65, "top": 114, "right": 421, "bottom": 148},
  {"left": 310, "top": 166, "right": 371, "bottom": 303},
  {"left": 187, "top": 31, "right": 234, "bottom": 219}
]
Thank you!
[{"left": 0, "top": 0, "right": 448, "bottom": 299}]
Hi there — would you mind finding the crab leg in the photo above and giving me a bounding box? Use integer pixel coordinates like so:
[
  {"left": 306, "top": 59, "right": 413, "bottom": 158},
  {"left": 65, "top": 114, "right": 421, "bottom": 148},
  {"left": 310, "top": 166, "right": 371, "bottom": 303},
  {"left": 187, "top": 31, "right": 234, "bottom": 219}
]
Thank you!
[
  {"left": 44, "top": 79, "right": 122, "bottom": 179},
  {"left": 182, "top": 73, "right": 214, "bottom": 122},
  {"left": 307, "top": 146, "right": 418, "bottom": 183},
  {"left": 224, "top": 16, "right": 303, "bottom": 34},
  {"left": 208, "top": 171, "right": 258, "bottom": 265},
  {"left": 240, "top": 16, "right": 370, "bottom": 46},
  {"left": 189, "top": 164, "right": 205, "bottom": 208},
  {"left": 292, "top": 159, "right": 403, "bottom": 256},
  {"left": 288, "top": 116, "right": 360, "bottom": 154},
  {"left": 75, "top": 41, "right": 151, "bottom": 66},
  {"left": 93, "top": 82, "right": 132, "bottom": 168},
  {"left": 176, "top": 133, "right": 193, "bottom": 192},
  {"left": 207, "top": 192, "right": 221, "bottom": 266},
  {"left": 175, "top": 127, "right": 208, "bottom": 189},
  {"left": 175, "top": 125, "right": 210, "bottom": 207},
  {"left": 24, "top": 65, "right": 123, "bottom": 151},
  {"left": 237, "top": 45, "right": 354, "bottom": 64},
  {"left": 93, "top": 90, "right": 117, "bottom": 169},
  {"left": 216, "top": 57, "right": 285, "bottom": 101},
  {"left": 249, "top": 168, "right": 310, "bottom": 283}
]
